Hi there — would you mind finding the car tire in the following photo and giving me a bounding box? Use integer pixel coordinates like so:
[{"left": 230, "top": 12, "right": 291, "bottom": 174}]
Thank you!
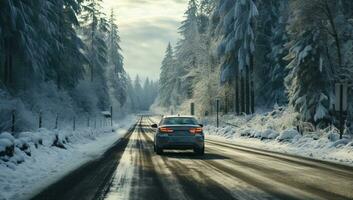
[
  {"left": 156, "top": 146, "right": 163, "bottom": 155},
  {"left": 194, "top": 147, "right": 204, "bottom": 156}
]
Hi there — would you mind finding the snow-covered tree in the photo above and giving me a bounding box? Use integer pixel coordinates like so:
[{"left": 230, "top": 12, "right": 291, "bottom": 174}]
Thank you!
[
  {"left": 257, "top": 1, "right": 289, "bottom": 106},
  {"left": 81, "top": 0, "right": 108, "bottom": 82},
  {"left": 175, "top": 0, "right": 206, "bottom": 99},
  {"left": 106, "top": 9, "right": 127, "bottom": 107},
  {"left": 216, "top": 0, "right": 258, "bottom": 114},
  {"left": 80, "top": 0, "right": 110, "bottom": 110},
  {"left": 125, "top": 75, "right": 158, "bottom": 112},
  {"left": 0, "top": 0, "right": 134, "bottom": 131},
  {"left": 159, "top": 43, "right": 176, "bottom": 107},
  {"left": 133, "top": 75, "right": 143, "bottom": 110},
  {"left": 285, "top": 1, "right": 331, "bottom": 124},
  {"left": 234, "top": 0, "right": 258, "bottom": 114},
  {"left": 50, "top": 0, "right": 87, "bottom": 90}
]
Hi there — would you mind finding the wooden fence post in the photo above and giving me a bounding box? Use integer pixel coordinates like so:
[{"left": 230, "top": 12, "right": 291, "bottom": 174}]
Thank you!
[
  {"left": 191, "top": 103, "right": 195, "bottom": 116},
  {"left": 55, "top": 114, "right": 59, "bottom": 129},
  {"left": 39, "top": 112, "right": 42, "bottom": 129},
  {"left": 11, "top": 110, "right": 15, "bottom": 133},
  {"left": 110, "top": 106, "right": 113, "bottom": 127},
  {"left": 73, "top": 116, "right": 76, "bottom": 131}
]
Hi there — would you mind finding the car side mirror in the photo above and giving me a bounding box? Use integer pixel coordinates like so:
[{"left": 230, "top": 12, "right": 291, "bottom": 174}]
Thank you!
[
  {"left": 151, "top": 124, "right": 158, "bottom": 128},
  {"left": 199, "top": 124, "right": 204, "bottom": 127}
]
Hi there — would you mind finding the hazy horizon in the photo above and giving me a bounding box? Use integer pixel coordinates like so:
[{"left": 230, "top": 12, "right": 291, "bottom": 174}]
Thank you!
[{"left": 103, "top": 0, "right": 188, "bottom": 81}]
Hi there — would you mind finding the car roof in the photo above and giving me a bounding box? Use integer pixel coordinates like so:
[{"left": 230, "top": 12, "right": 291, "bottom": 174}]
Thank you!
[{"left": 162, "top": 115, "right": 195, "bottom": 118}]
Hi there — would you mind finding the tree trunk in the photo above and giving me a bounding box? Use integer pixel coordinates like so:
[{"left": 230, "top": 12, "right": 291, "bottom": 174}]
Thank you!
[
  {"left": 90, "top": 63, "right": 94, "bottom": 82},
  {"left": 8, "top": 53, "right": 12, "bottom": 84},
  {"left": 3, "top": 39, "right": 12, "bottom": 86},
  {"left": 224, "top": 93, "right": 228, "bottom": 114},
  {"left": 250, "top": 52, "right": 255, "bottom": 114},
  {"left": 57, "top": 75, "right": 61, "bottom": 90},
  {"left": 3, "top": 52, "right": 8, "bottom": 84},
  {"left": 235, "top": 67, "right": 240, "bottom": 115},
  {"left": 325, "top": 0, "right": 343, "bottom": 75},
  {"left": 245, "top": 66, "right": 250, "bottom": 114},
  {"left": 240, "top": 70, "right": 245, "bottom": 114},
  {"left": 91, "top": 18, "right": 95, "bottom": 82}
]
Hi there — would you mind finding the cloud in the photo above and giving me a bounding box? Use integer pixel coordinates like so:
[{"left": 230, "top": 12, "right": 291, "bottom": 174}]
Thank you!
[
  {"left": 103, "top": 0, "right": 188, "bottom": 80},
  {"left": 120, "top": 18, "right": 181, "bottom": 79}
]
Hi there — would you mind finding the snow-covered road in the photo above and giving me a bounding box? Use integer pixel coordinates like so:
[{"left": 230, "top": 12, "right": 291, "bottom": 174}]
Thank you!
[{"left": 32, "top": 117, "right": 353, "bottom": 200}]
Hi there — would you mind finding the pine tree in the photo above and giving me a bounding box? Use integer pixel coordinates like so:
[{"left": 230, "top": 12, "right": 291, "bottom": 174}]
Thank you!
[
  {"left": 125, "top": 75, "right": 137, "bottom": 112},
  {"left": 107, "top": 9, "right": 127, "bottom": 107},
  {"left": 134, "top": 75, "right": 143, "bottom": 110},
  {"left": 258, "top": 0, "right": 289, "bottom": 106},
  {"left": 0, "top": 1, "right": 47, "bottom": 88},
  {"left": 176, "top": 0, "right": 205, "bottom": 99},
  {"left": 215, "top": 0, "right": 239, "bottom": 114},
  {"left": 81, "top": 0, "right": 108, "bottom": 82},
  {"left": 285, "top": 1, "right": 331, "bottom": 123},
  {"left": 80, "top": 0, "right": 111, "bottom": 110},
  {"left": 234, "top": 0, "right": 258, "bottom": 114},
  {"left": 159, "top": 43, "right": 176, "bottom": 107},
  {"left": 216, "top": 0, "right": 258, "bottom": 114},
  {"left": 0, "top": 0, "right": 86, "bottom": 90},
  {"left": 108, "top": 9, "right": 124, "bottom": 75},
  {"left": 49, "top": 0, "right": 87, "bottom": 90}
]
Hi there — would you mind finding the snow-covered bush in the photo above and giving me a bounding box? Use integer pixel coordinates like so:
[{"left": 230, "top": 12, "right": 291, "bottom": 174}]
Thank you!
[
  {"left": 327, "top": 131, "right": 340, "bottom": 142},
  {"left": 15, "top": 137, "right": 31, "bottom": 156},
  {"left": 254, "top": 131, "right": 262, "bottom": 138},
  {"left": 18, "top": 132, "right": 43, "bottom": 148},
  {"left": 331, "top": 139, "right": 351, "bottom": 148},
  {"left": 261, "top": 129, "right": 279, "bottom": 140},
  {"left": 0, "top": 127, "right": 112, "bottom": 163},
  {"left": 240, "top": 129, "right": 252, "bottom": 136},
  {"left": 277, "top": 129, "right": 301, "bottom": 142},
  {"left": 0, "top": 132, "right": 15, "bottom": 160}
]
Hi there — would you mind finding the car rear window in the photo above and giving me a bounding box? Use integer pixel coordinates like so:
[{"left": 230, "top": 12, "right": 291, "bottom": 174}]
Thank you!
[{"left": 161, "top": 117, "right": 198, "bottom": 125}]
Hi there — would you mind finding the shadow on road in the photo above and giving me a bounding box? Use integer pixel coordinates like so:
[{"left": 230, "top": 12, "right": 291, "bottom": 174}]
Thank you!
[{"left": 161, "top": 152, "right": 230, "bottom": 160}]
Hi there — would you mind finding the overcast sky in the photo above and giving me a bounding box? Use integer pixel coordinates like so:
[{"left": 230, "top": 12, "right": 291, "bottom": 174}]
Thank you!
[{"left": 103, "top": 0, "right": 188, "bottom": 81}]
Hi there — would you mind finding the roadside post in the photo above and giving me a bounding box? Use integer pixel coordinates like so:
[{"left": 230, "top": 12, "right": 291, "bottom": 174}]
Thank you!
[
  {"left": 11, "top": 110, "right": 15, "bottom": 133},
  {"left": 110, "top": 106, "right": 113, "bottom": 127},
  {"left": 39, "top": 111, "right": 42, "bottom": 129},
  {"left": 191, "top": 103, "right": 195, "bottom": 116},
  {"left": 335, "top": 83, "right": 348, "bottom": 139},
  {"left": 55, "top": 114, "right": 59, "bottom": 129},
  {"left": 101, "top": 110, "right": 112, "bottom": 129},
  {"left": 73, "top": 116, "right": 76, "bottom": 131},
  {"left": 216, "top": 98, "right": 220, "bottom": 128}
]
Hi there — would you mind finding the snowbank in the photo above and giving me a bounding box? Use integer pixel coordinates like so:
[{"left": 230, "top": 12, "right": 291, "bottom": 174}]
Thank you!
[
  {"left": 0, "top": 115, "right": 136, "bottom": 200},
  {"left": 203, "top": 107, "right": 353, "bottom": 167}
]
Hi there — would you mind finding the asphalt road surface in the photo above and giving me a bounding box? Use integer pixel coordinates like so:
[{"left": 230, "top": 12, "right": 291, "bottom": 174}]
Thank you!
[{"left": 32, "top": 116, "right": 353, "bottom": 200}]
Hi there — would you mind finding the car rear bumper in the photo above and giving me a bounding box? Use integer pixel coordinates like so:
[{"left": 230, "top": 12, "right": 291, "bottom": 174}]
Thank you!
[{"left": 156, "top": 135, "right": 204, "bottom": 149}]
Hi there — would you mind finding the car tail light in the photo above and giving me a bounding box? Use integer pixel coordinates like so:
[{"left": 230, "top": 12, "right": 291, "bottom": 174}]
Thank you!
[
  {"left": 159, "top": 127, "right": 174, "bottom": 133},
  {"left": 189, "top": 127, "right": 203, "bottom": 134}
]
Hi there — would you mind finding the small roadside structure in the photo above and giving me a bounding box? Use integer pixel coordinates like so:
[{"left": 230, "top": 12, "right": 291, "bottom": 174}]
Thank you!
[
  {"left": 102, "top": 107, "right": 113, "bottom": 127},
  {"left": 101, "top": 111, "right": 112, "bottom": 118}
]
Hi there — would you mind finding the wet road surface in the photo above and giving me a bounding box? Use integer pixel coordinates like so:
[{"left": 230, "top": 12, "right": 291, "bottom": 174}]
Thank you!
[{"left": 32, "top": 117, "right": 353, "bottom": 200}]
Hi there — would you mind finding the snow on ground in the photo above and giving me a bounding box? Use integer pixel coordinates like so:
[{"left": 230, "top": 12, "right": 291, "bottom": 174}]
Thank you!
[
  {"left": 0, "top": 115, "right": 136, "bottom": 200},
  {"left": 202, "top": 107, "right": 353, "bottom": 167}
]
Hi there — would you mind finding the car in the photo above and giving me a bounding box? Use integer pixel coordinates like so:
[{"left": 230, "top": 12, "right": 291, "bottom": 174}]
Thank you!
[{"left": 151, "top": 115, "right": 205, "bottom": 155}]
